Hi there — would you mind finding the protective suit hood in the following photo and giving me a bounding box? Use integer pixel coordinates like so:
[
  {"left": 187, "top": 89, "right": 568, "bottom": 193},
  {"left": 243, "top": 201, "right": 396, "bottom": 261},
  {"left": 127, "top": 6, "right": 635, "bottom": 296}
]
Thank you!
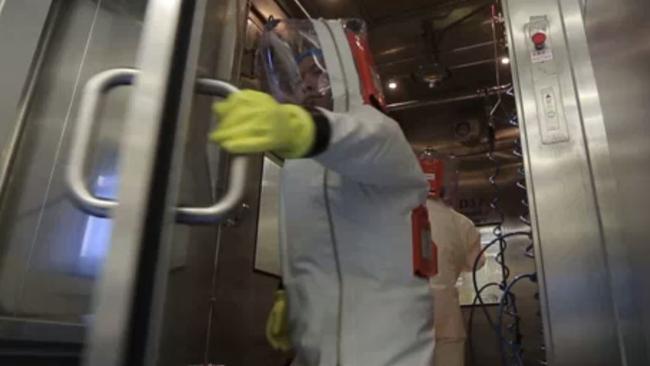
[{"left": 258, "top": 18, "right": 386, "bottom": 113}]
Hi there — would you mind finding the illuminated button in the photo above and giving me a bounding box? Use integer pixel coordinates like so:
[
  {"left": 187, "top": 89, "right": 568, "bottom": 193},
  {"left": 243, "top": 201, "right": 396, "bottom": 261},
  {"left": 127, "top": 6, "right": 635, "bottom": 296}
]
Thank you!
[{"left": 532, "top": 32, "right": 547, "bottom": 50}]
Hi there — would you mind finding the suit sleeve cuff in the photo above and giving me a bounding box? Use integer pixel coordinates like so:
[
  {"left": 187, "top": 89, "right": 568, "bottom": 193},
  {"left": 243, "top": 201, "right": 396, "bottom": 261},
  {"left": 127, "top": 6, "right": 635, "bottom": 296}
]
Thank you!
[{"left": 305, "top": 107, "right": 331, "bottom": 157}]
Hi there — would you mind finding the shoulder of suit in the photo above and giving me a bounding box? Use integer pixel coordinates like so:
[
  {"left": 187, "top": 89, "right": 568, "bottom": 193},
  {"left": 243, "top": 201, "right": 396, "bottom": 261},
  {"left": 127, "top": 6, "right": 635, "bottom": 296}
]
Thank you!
[
  {"left": 425, "top": 199, "right": 447, "bottom": 212},
  {"left": 426, "top": 200, "right": 462, "bottom": 224},
  {"left": 351, "top": 104, "right": 395, "bottom": 120},
  {"left": 428, "top": 202, "right": 477, "bottom": 232},
  {"left": 450, "top": 208, "right": 475, "bottom": 229}
]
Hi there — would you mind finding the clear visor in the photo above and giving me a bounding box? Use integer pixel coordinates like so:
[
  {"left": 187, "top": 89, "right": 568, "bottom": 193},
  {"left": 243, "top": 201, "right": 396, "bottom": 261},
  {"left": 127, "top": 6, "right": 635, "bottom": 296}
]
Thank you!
[{"left": 257, "top": 20, "right": 333, "bottom": 109}]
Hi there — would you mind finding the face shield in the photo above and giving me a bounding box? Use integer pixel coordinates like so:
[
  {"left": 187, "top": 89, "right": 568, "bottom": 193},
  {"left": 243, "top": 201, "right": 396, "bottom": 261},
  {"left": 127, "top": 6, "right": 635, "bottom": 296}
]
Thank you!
[
  {"left": 257, "top": 18, "right": 385, "bottom": 113},
  {"left": 257, "top": 19, "right": 332, "bottom": 109}
]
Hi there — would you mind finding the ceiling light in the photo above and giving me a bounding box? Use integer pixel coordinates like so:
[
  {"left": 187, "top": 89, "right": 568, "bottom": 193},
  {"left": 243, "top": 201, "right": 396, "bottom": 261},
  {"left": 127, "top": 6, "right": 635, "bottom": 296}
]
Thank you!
[
  {"left": 414, "top": 63, "right": 448, "bottom": 88},
  {"left": 501, "top": 56, "right": 511, "bottom": 65},
  {"left": 388, "top": 81, "right": 398, "bottom": 90}
]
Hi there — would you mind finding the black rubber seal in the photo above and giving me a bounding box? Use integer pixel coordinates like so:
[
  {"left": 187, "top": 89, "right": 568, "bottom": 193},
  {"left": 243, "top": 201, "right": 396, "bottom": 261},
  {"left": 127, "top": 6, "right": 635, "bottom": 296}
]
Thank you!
[{"left": 305, "top": 108, "right": 332, "bottom": 157}]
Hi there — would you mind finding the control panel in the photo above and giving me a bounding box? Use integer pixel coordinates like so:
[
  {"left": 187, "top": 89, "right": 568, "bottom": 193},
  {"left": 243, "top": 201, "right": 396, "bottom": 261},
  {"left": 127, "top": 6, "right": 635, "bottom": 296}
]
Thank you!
[{"left": 526, "top": 16, "right": 570, "bottom": 144}]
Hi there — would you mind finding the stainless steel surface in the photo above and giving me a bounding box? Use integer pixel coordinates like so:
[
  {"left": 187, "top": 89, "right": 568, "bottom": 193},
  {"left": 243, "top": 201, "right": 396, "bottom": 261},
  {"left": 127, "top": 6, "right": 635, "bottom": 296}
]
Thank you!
[
  {"left": 558, "top": 0, "right": 641, "bottom": 362},
  {"left": 558, "top": 0, "right": 646, "bottom": 358},
  {"left": 205, "top": 157, "right": 291, "bottom": 366},
  {"left": 584, "top": 0, "right": 650, "bottom": 362},
  {"left": 140, "top": 3, "right": 209, "bottom": 363},
  {"left": 176, "top": 78, "right": 249, "bottom": 224},
  {"left": 154, "top": 0, "right": 286, "bottom": 364},
  {"left": 67, "top": 72, "right": 248, "bottom": 224},
  {"left": 175, "top": 156, "right": 249, "bottom": 224},
  {"left": 195, "top": 77, "right": 239, "bottom": 95},
  {"left": 253, "top": 156, "right": 282, "bottom": 276},
  {"left": 184, "top": 77, "right": 249, "bottom": 224},
  {"left": 66, "top": 68, "right": 135, "bottom": 218},
  {"left": 0, "top": 317, "right": 84, "bottom": 343},
  {"left": 0, "top": 2, "right": 61, "bottom": 215},
  {"left": 99, "top": 0, "right": 147, "bottom": 17},
  {"left": 504, "top": 0, "right": 638, "bottom": 364},
  {"left": 0, "top": 0, "right": 145, "bottom": 348},
  {"left": 0, "top": 0, "right": 249, "bottom": 363},
  {"left": 0, "top": 0, "right": 53, "bottom": 201},
  {"left": 83, "top": 0, "right": 187, "bottom": 364}
]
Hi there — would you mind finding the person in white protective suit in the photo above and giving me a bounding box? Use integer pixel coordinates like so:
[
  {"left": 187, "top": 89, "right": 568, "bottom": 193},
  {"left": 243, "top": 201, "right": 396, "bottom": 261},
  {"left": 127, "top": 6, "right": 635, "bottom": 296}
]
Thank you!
[
  {"left": 210, "top": 18, "right": 436, "bottom": 366},
  {"left": 423, "top": 162, "right": 485, "bottom": 366}
]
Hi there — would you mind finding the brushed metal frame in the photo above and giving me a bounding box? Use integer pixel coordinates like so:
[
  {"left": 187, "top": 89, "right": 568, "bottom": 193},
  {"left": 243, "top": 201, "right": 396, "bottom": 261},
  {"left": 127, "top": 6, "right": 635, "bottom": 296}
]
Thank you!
[
  {"left": 0, "top": 0, "right": 54, "bottom": 204},
  {"left": 582, "top": 0, "right": 650, "bottom": 362},
  {"left": 176, "top": 78, "right": 249, "bottom": 224},
  {"left": 66, "top": 68, "right": 136, "bottom": 217},
  {"left": 557, "top": 1, "right": 643, "bottom": 364},
  {"left": 0, "top": 316, "right": 84, "bottom": 344},
  {"left": 503, "top": 0, "right": 641, "bottom": 364},
  {"left": 83, "top": 1, "right": 208, "bottom": 365},
  {"left": 66, "top": 69, "right": 248, "bottom": 224}
]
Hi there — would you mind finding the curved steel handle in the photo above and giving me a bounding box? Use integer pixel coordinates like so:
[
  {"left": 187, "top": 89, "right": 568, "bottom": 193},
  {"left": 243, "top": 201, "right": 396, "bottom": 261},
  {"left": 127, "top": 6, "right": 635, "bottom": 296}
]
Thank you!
[
  {"left": 66, "top": 68, "right": 135, "bottom": 217},
  {"left": 66, "top": 69, "right": 249, "bottom": 224},
  {"left": 176, "top": 78, "right": 249, "bottom": 224}
]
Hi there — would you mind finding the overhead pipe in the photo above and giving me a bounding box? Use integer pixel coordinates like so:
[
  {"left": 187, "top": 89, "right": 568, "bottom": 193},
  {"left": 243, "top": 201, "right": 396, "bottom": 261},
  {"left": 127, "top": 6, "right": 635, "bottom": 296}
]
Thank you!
[
  {"left": 387, "top": 83, "right": 511, "bottom": 112},
  {"left": 252, "top": 0, "right": 311, "bottom": 21},
  {"left": 292, "top": 0, "right": 312, "bottom": 18},
  {"left": 410, "top": 127, "right": 520, "bottom": 157},
  {"left": 376, "top": 41, "right": 496, "bottom": 70},
  {"left": 370, "top": 0, "right": 490, "bottom": 27},
  {"left": 429, "top": 1, "right": 496, "bottom": 62}
]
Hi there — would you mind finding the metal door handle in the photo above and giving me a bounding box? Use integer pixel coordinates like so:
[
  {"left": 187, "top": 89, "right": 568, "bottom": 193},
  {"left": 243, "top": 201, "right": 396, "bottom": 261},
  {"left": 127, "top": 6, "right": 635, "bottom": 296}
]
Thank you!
[
  {"left": 66, "top": 68, "right": 133, "bottom": 217},
  {"left": 176, "top": 78, "right": 249, "bottom": 224},
  {"left": 66, "top": 69, "right": 249, "bottom": 224}
]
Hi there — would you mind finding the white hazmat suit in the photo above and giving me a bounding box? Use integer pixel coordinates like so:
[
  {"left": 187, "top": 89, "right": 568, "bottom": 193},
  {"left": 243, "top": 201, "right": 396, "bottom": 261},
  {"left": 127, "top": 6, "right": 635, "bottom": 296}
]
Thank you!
[{"left": 259, "top": 19, "right": 436, "bottom": 365}]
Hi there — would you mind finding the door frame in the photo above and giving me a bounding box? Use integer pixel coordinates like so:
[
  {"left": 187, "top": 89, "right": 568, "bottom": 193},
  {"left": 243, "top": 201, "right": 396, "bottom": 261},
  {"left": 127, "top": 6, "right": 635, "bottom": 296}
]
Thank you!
[{"left": 84, "top": 1, "right": 209, "bottom": 365}]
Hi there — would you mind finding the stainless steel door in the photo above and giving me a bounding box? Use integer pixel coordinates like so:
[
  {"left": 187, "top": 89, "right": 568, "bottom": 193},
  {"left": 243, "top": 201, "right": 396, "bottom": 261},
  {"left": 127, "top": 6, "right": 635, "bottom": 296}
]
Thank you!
[
  {"left": 0, "top": 0, "right": 248, "bottom": 365},
  {"left": 584, "top": 0, "right": 650, "bottom": 362},
  {"left": 72, "top": 1, "right": 248, "bottom": 365},
  {"left": 0, "top": 1, "right": 149, "bottom": 359},
  {"left": 503, "top": 0, "right": 645, "bottom": 365}
]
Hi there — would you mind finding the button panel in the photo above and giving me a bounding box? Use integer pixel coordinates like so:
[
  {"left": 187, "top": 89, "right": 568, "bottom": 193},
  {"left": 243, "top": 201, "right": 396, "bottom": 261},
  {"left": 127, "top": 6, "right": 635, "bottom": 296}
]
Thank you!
[{"left": 526, "top": 16, "right": 570, "bottom": 144}]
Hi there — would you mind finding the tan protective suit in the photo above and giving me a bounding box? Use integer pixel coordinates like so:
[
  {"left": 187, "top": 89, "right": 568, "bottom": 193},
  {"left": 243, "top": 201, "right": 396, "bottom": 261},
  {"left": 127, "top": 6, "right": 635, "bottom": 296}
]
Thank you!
[{"left": 427, "top": 199, "right": 484, "bottom": 366}]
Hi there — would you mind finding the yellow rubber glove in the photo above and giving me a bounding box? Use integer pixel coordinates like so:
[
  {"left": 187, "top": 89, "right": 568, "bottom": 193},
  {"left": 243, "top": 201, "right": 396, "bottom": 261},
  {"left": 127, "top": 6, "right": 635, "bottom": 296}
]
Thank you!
[
  {"left": 265, "top": 290, "right": 292, "bottom": 352},
  {"left": 210, "top": 90, "right": 316, "bottom": 159}
]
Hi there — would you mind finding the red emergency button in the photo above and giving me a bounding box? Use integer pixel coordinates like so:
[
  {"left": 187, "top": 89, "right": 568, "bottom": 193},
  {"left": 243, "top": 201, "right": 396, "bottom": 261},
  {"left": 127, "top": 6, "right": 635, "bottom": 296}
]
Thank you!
[{"left": 532, "top": 32, "right": 547, "bottom": 50}]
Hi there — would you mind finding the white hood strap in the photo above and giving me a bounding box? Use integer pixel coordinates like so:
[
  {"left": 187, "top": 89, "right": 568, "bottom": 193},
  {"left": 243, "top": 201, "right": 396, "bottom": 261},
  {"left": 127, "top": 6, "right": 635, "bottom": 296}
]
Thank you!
[{"left": 311, "top": 19, "right": 363, "bottom": 113}]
